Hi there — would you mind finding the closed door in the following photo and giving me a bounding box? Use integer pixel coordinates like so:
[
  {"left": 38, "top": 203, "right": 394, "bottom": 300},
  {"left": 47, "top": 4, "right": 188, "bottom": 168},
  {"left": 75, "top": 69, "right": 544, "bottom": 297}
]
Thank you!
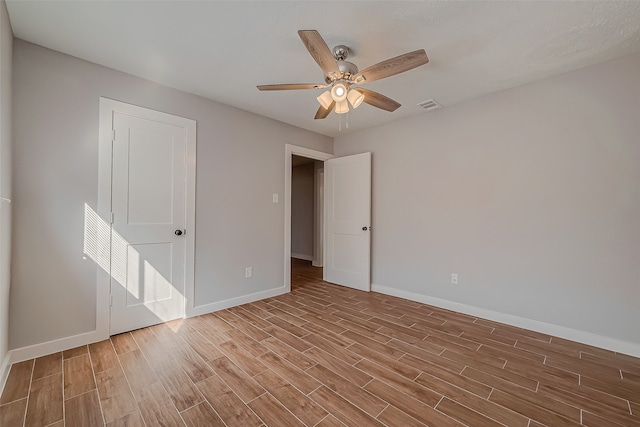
[
  {"left": 324, "top": 152, "right": 371, "bottom": 291},
  {"left": 110, "top": 111, "right": 187, "bottom": 334}
]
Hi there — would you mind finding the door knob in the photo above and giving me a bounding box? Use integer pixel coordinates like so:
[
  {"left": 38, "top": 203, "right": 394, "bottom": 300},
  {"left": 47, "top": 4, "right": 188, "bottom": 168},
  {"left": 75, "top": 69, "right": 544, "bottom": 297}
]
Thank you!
[
  {"left": 362, "top": 226, "right": 368, "bottom": 231},
  {"left": 175, "top": 229, "right": 184, "bottom": 236}
]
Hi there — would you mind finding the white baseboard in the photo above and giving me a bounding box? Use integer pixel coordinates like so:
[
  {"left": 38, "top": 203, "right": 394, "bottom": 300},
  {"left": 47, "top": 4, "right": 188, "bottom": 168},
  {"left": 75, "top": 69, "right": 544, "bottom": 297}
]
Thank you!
[
  {"left": 291, "top": 253, "right": 313, "bottom": 261},
  {"left": 8, "top": 330, "right": 104, "bottom": 366},
  {"left": 0, "top": 329, "right": 105, "bottom": 396},
  {"left": 187, "top": 285, "right": 288, "bottom": 317},
  {"left": 372, "top": 283, "right": 640, "bottom": 358},
  {"left": 0, "top": 351, "right": 11, "bottom": 396}
]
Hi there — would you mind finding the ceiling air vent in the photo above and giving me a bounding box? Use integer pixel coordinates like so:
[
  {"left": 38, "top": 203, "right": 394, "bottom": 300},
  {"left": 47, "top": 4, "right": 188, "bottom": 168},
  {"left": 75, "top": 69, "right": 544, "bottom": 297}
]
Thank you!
[{"left": 417, "top": 99, "right": 442, "bottom": 111}]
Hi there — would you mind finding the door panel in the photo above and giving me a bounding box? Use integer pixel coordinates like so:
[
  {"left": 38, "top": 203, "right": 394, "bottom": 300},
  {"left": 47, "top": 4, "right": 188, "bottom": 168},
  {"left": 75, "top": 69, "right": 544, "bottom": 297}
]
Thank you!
[
  {"left": 324, "top": 152, "right": 371, "bottom": 291},
  {"left": 126, "top": 128, "right": 175, "bottom": 224},
  {"left": 110, "top": 112, "right": 186, "bottom": 334}
]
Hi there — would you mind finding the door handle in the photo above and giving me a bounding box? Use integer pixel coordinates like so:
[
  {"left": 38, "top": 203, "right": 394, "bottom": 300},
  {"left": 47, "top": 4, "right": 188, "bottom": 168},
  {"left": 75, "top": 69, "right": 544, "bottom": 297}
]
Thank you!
[
  {"left": 362, "top": 226, "right": 369, "bottom": 231},
  {"left": 175, "top": 229, "right": 185, "bottom": 236}
]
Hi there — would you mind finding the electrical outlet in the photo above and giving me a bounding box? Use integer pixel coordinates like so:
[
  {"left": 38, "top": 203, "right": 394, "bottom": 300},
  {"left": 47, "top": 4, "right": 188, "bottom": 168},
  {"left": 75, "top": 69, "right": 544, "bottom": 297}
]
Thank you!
[
  {"left": 451, "top": 273, "right": 458, "bottom": 285},
  {"left": 272, "top": 193, "right": 279, "bottom": 203},
  {"left": 245, "top": 267, "right": 253, "bottom": 278}
]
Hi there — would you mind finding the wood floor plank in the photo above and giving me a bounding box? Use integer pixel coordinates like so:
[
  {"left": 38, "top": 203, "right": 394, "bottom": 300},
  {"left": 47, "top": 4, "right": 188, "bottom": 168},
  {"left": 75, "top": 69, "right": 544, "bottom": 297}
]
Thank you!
[
  {"left": 538, "top": 383, "right": 637, "bottom": 427},
  {"left": 170, "top": 343, "right": 215, "bottom": 383},
  {"left": 301, "top": 333, "right": 360, "bottom": 364},
  {"left": 95, "top": 366, "right": 139, "bottom": 423},
  {"left": 118, "top": 349, "right": 158, "bottom": 392},
  {"left": 416, "top": 368, "right": 493, "bottom": 401},
  {"left": 436, "top": 397, "right": 507, "bottom": 427},
  {"left": 157, "top": 364, "right": 204, "bottom": 412},
  {"left": 224, "top": 329, "right": 269, "bottom": 357},
  {"left": 89, "top": 340, "right": 119, "bottom": 373},
  {"left": 304, "top": 346, "right": 372, "bottom": 387},
  {"left": 376, "top": 404, "right": 428, "bottom": 427},
  {"left": 64, "top": 354, "right": 96, "bottom": 399},
  {"left": 65, "top": 389, "right": 104, "bottom": 427},
  {"left": 307, "top": 363, "right": 387, "bottom": 417},
  {"left": 135, "top": 382, "right": 186, "bottom": 427},
  {"left": 309, "top": 386, "right": 386, "bottom": 427},
  {"left": 63, "top": 345, "right": 88, "bottom": 359},
  {"left": 209, "top": 356, "right": 265, "bottom": 402},
  {"left": 25, "top": 372, "right": 64, "bottom": 426},
  {"left": 263, "top": 325, "right": 312, "bottom": 352},
  {"left": 196, "top": 374, "right": 262, "bottom": 427},
  {"left": 348, "top": 342, "right": 420, "bottom": 379},
  {"left": 106, "top": 410, "right": 145, "bottom": 427},
  {"left": 218, "top": 340, "right": 269, "bottom": 377},
  {"left": 248, "top": 392, "right": 305, "bottom": 427},
  {"left": 261, "top": 336, "right": 316, "bottom": 371},
  {"left": 489, "top": 388, "right": 582, "bottom": 427},
  {"left": 0, "top": 359, "right": 33, "bottom": 404},
  {"left": 177, "top": 329, "right": 224, "bottom": 362},
  {"left": 355, "top": 359, "right": 441, "bottom": 407},
  {"left": 580, "top": 374, "right": 640, "bottom": 403},
  {"left": 341, "top": 330, "right": 403, "bottom": 358},
  {"left": 314, "top": 415, "right": 345, "bottom": 427},
  {"left": 32, "top": 352, "right": 62, "bottom": 380},
  {"left": 364, "top": 379, "right": 462, "bottom": 427},
  {"left": 0, "top": 397, "right": 27, "bottom": 426},
  {"left": 111, "top": 332, "right": 139, "bottom": 354},
  {"left": 253, "top": 369, "right": 328, "bottom": 426},
  {"left": 258, "top": 351, "right": 321, "bottom": 394},
  {"left": 180, "top": 402, "right": 225, "bottom": 427}
]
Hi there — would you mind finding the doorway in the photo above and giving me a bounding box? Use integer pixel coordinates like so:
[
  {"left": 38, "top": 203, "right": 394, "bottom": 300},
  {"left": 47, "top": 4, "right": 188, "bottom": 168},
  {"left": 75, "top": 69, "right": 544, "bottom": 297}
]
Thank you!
[
  {"left": 291, "top": 155, "right": 324, "bottom": 282},
  {"left": 284, "top": 145, "right": 332, "bottom": 291}
]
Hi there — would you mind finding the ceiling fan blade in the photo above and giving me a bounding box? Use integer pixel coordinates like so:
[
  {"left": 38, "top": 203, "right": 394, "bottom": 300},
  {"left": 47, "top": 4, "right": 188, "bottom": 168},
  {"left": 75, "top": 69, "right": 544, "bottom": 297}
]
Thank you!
[
  {"left": 257, "top": 83, "right": 325, "bottom": 91},
  {"left": 352, "top": 49, "right": 429, "bottom": 84},
  {"left": 314, "top": 101, "right": 335, "bottom": 119},
  {"left": 358, "top": 88, "right": 401, "bottom": 112},
  {"left": 298, "top": 30, "right": 340, "bottom": 78}
]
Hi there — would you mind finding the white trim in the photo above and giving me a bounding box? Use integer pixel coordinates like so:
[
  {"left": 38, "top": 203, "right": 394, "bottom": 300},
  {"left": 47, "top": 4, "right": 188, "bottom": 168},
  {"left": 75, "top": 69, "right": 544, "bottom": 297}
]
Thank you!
[
  {"left": 98, "top": 98, "right": 197, "bottom": 330},
  {"left": 291, "top": 253, "right": 313, "bottom": 261},
  {"left": 1, "top": 328, "right": 103, "bottom": 392},
  {"left": 284, "top": 145, "right": 333, "bottom": 291},
  {"left": 0, "top": 351, "right": 11, "bottom": 395},
  {"left": 372, "top": 283, "right": 640, "bottom": 358},
  {"left": 187, "top": 286, "right": 288, "bottom": 317}
]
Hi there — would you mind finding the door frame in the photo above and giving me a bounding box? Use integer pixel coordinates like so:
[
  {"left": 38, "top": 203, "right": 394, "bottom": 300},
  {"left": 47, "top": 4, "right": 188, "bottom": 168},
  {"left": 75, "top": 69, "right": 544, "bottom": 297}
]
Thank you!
[
  {"left": 284, "top": 144, "right": 333, "bottom": 291},
  {"left": 97, "top": 98, "right": 197, "bottom": 337}
]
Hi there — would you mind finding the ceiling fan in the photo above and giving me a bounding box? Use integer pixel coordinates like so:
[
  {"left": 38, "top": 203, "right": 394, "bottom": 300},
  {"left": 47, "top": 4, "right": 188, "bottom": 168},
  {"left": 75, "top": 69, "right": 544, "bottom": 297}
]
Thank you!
[{"left": 257, "top": 30, "right": 429, "bottom": 120}]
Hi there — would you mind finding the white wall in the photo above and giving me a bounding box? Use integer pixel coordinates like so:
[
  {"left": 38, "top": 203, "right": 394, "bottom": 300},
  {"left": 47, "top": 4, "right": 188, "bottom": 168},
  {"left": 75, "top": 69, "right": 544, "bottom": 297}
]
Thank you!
[
  {"left": 334, "top": 53, "right": 640, "bottom": 348},
  {"left": 291, "top": 162, "right": 314, "bottom": 259},
  {"left": 0, "top": 0, "right": 12, "bottom": 374},
  {"left": 10, "top": 40, "right": 332, "bottom": 349}
]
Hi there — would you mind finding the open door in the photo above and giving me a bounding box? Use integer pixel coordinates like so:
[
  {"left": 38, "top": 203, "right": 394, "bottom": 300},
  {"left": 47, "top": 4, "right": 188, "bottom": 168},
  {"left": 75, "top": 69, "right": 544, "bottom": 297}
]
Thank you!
[{"left": 324, "top": 152, "right": 371, "bottom": 291}]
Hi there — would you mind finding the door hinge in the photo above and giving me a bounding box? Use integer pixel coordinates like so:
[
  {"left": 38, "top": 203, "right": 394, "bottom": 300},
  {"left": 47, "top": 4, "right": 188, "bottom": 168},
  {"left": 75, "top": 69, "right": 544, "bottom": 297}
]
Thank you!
[{"left": 109, "top": 294, "right": 113, "bottom": 306}]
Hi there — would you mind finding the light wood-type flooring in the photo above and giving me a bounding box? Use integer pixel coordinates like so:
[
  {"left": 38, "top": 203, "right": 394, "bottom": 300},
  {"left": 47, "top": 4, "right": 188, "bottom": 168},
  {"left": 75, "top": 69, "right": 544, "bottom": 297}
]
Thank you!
[{"left": 1, "top": 259, "right": 640, "bottom": 426}]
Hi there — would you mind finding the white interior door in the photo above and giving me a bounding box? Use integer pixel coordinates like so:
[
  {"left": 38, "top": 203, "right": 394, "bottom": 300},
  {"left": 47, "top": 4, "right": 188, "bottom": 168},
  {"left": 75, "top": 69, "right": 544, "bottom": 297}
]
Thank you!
[
  {"left": 110, "top": 111, "right": 187, "bottom": 334},
  {"left": 324, "top": 152, "right": 371, "bottom": 291}
]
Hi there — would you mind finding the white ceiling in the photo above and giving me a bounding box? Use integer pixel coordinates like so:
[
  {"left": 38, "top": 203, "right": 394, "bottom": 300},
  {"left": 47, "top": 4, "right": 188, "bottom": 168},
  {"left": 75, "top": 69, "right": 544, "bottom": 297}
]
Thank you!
[{"left": 6, "top": 1, "right": 640, "bottom": 137}]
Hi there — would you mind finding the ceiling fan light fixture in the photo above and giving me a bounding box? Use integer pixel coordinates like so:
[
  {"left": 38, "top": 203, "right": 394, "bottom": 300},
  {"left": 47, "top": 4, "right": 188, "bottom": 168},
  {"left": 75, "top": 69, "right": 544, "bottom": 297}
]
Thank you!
[
  {"left": 331, "top": 83, "right": 348, "bottom": 102},
  {"left": 317, "top": 90, "right": 333, "bottom": 109},
  {"left": 335, "top": 100, "right": 349, "bottom": 114},
  {"left": 347, "top": 89, "right": 364, "bottom": 108}
]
